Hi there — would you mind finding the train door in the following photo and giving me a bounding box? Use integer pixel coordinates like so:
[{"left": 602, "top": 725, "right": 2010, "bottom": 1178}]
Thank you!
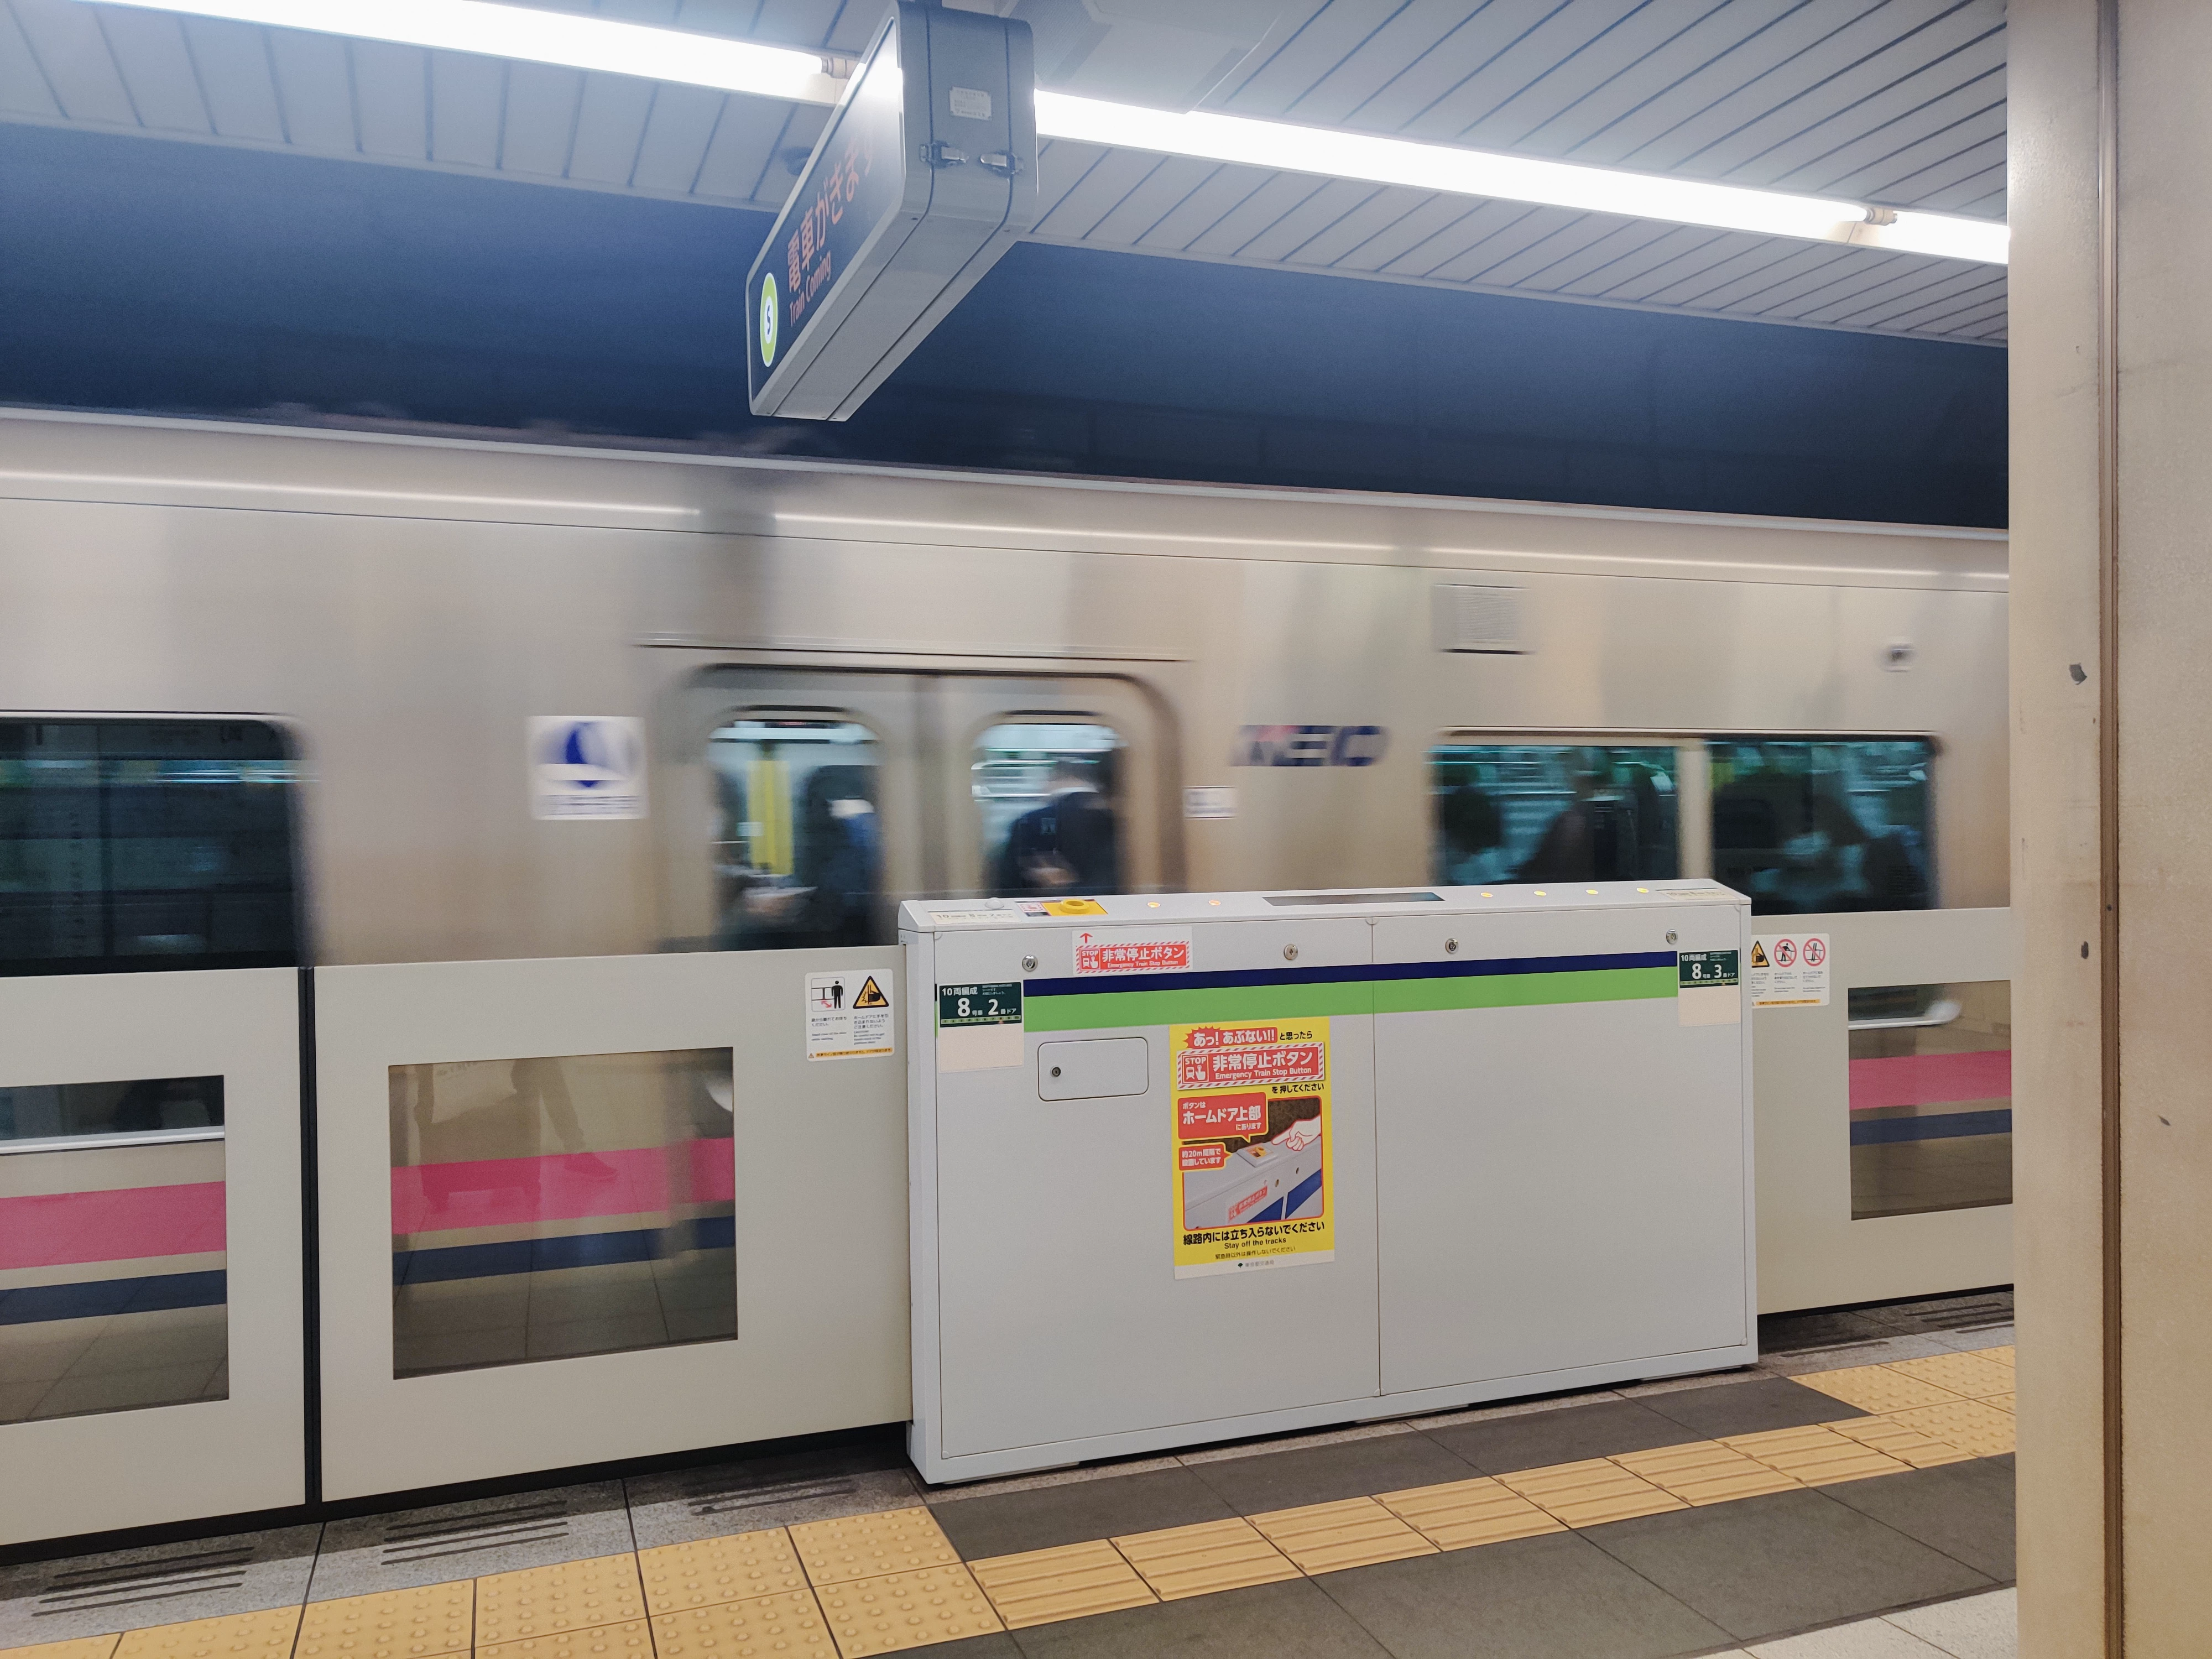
[{"left": 664, "top": 667, "right": 1175, "bottom": 944}]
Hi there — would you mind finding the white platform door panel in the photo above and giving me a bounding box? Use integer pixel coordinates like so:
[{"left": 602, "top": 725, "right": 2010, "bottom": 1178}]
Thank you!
[
  {"left": 1373, "top": 901, "right": 1752, "bottom": 1395},
  {"left": 0, "top": 968, "right": 303, "bottom": 1544}
]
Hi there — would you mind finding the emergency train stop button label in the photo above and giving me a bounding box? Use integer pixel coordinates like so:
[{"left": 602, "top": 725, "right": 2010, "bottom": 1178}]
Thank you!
[
  {"left": 938, "top": 982, "right": 1024, "bottom": 1073},
  {"left": 1676, "top": 950, "right": 1743, "bottom": 1027}
]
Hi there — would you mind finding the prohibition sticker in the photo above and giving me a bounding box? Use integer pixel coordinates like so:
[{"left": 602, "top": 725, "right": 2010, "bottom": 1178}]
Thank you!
[
  {"left": 807, "top": 969, "right": 895, "bottom": 1060},
  {"left": 1074, "top": 927, "right": 1191, "bottom": 976},
  {"left": 1747, "top": 934, "right": 1830, "bottom": 1008}
]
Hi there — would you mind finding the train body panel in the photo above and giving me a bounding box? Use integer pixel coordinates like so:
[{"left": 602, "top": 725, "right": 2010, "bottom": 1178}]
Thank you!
[{"left": 0, "top": 410, "right": 2006, "bottom": 966}]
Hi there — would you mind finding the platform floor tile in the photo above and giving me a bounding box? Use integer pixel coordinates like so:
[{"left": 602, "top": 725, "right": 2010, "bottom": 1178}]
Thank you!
[
  {"left": 789, "top": 1512, "right": 959, "bottom": 1589},
  {"left": 111, "top": 1607, "right": 301, "bottom": 1659},
  {"left": 1824, "top": 1416, "right": 1975, "bottom": 1469},
  {"left": 1245, "top": 1498, "right": 1436, "bottom": 1575},
  {"left": 1498, "top": 1457, "right": 1688, "bottom": 1528},
  {"left": 811, "top": 1566, "right": 1001, "bottom": 1656},
  {"left": 1884, "top": 1400, "right": 2016, "bottom": 1460},
  {"left": 472, "top": 1556, "right": 644, "bottom": 1647},
  {"left": 0, "top": 1640, "right": 121, "bottom": 1659},
  {"left": 1985, "top": 1392, "right": 2015, "bottom": 1414},
  {"left": 475, "top": 1619, "right": 654, "bottom": 1659},
  {"left": 637, "top": 1530, "right": 807, "bottom": 1614},
  {"left": 650, "top": 1591, "right": 837, "bottom": 1658},
  {"left": 1722, "top": 1426, "right": 1914, "bottom": 1487},
  {"left": 1790, "top": 1367, "right": 1962, "bottom": 1416},
  {"left": 964, "top": 1542, "right": 1154, "bottom": 1629},
  {"left": 293, "top": 1583, "right": 473, "bottom": 1659},
  {"left": 1883, "top": 1352, "right": 2017, "bottom": 1401},
  {"left": 1109, "top": 1520, "right": 1300, "bottom": 1602},
  {"left": 1374, "top": 1475, "right": 1566, "bottom": 1551},
  {"left": 1610, "top": 1440, "right": 1802, "bottom": 1506}
]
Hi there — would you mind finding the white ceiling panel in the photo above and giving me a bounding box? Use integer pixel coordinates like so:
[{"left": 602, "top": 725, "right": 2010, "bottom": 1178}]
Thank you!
[{"left": 0, "top": 0, "right": 2008, "bottom": 342}]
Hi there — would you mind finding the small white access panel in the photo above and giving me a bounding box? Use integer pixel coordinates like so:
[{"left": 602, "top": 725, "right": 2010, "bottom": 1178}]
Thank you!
[{"left": 905, "top": 883, "right": 1755, "bottom": 1483}]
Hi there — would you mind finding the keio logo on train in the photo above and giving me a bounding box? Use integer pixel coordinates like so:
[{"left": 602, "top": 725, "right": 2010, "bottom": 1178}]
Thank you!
[{"left": 1229, "top": 724, "right": 1390, "bottom": 768}]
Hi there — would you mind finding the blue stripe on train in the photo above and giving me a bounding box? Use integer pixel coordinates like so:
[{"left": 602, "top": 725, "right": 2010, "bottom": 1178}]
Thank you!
[
  {"left": 1850, "top": 1109, "right": 2013, "bottom": 1146},
  {"left": 392, "top": 1214, "right": 734, "bottom": 1286},
  {"left": 0, "top": 1270, "right": 226, "bottom": 1326}
]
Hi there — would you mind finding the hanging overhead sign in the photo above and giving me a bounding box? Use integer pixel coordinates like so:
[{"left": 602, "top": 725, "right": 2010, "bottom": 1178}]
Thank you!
[{"left": 746, "top": 4, "right": 1036, "bottom": 421}]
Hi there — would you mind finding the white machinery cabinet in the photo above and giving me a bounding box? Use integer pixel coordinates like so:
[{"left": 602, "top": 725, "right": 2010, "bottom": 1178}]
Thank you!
[{"left": 902, "top": 882, "right": 1754, "bottom": 1483}]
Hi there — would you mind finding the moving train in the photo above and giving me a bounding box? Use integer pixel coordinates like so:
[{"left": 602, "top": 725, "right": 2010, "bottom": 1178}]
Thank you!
[{"left": 0, "top": 408, "right": 2012, "bottom": 1542}]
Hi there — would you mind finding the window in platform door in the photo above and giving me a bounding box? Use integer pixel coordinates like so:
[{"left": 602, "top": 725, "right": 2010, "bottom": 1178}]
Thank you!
[
  {"left": 1848, "top": 981, "right": 2011, "bottom": 1220},
  {"left": 0, "top": 1076, "right": 229, "bottom": 1423},
  {"left": 388, "top": 1048, "right": 736, "bottom": 1379}
]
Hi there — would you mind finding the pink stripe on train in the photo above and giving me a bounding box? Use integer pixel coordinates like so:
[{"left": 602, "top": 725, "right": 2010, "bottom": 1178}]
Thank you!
[
  {"left": 390, "top": 1138, "right": 734, "bottom": 1235},
  {"left": 0, "top": 1182, "right": 226, "bottom": 1270},
  {"left": 1848, "top": 1050, "right": 2011, "bottom": 1112}
]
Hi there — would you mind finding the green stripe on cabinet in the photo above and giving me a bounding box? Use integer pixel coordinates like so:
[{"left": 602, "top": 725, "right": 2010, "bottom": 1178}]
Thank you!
[
  {"left": 1026, "top": 981, "right": 1367, "bottom": 1032},
  {"left": 1023, "top": 967, "right": 1676, "bottom": 1033},
  {"left": 1372, "top": 966, "right": 1677, "bottom": 1015}
]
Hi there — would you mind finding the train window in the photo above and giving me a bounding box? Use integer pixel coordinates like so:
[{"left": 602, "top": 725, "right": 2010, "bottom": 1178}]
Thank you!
[
  {"left": 1429, "top": 743, "right": 1680, "bottom": 884},
  {"left": 976, "top": 721, "right": 1124, "bottom": 897},
  {"left": 388, "top": 1047, "right": 735, "bottom": 1378},
  {"left": 0, "top": 719, "right": 298, "bottom": 976},
  {"left": 1707, "top": 739, "right": 1932, "bottom": 914},
  {"left": 1, "top": 1077, "right": 228, "bottom": 1423},
  {"left": 708, "top": 717, "right": 881, "bottom": 948},
  {"left": 1849, "top": 980, "right": 2011, "bottom": 1219}
]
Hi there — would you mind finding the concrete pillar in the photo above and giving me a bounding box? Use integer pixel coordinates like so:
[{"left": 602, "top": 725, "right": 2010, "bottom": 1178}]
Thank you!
[{"left": 2012, "top": 1, "right": 2212, "bottom": 1650}]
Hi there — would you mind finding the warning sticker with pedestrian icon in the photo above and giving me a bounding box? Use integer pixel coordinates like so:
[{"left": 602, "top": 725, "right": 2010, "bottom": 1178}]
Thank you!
[
  {"left": 1746, "top": 934, "right": 1829, "bottom": 1008},
  {"left": 807, "top": 968, "right": 895, "bottom": 1061}
]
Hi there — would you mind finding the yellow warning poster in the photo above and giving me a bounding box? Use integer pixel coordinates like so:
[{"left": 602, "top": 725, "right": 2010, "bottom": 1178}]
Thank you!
[{"left": 1171, "top": 1018, "right": 1332, "bottom": 1278}]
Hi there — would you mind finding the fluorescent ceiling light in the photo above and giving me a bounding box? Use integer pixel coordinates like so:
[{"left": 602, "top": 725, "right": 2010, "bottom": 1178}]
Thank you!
[
  {"left": 99, "top": 0, "right": 2007, "bottom": 267},
  {"left": 97, "top": 0, "right": 839, "bottom": 103},
  {"left": 1032, "top": 92, "right": 2008, "bottom": 266}
]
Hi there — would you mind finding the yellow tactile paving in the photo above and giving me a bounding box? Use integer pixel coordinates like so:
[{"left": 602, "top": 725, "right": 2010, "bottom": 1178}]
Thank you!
[
  {"left": 1980, "top": 1344, "right": 2015, "bottom": 1367},
  {"left": 1721, "top": 1424, "right": 1914, "bottom": 1486},
  {"left": 639, "top": 1528, "right": 810, "bottom": 1613},
  {"left": 1824, "top": 1413, "right": 1975, "bottom": 1468},
  {"left": 1887, "top": 1398, "right": 2017, "bottom": 1459},
  {"left": 1246, "top": 1498, "right": 1438, "bottom": 1574},
  {"left": 1885, "top": 1351, "right": 2018, "bottom": 1400},
  {"left": 1789, "top": 1364, "right": 1964, "bottom": 1415},
  {"left": 650, "top": 1590, "right": 837, "bottom": 1658},
  {"left": 812, "top": 1566, "right": 1002, "bottom": 1656},
  {"left": 965, "top": 1540, "right": 1156, "bottom": 1628},
  {"left": 1986, "top": 1392, "right": 2016, "bottom": 1413},
  {"left": 788, "top": 1509, "right": 960, "bottom": 1589},
  {"left": 477, "top": 1618, "right": 655, "bottom": 1659},
  {"left": 1498, "top": 1458, "right": 1688, "bottom": 1528},
  {"left": 473, "top": 1554, "right": 646, "bottom": 1647},
  {"left": 1609, "top": 1440, "right": 1801, "bottom": 1506},
  {"left": 1110, "top": 1518, "right": 1301, "bottom": 1601},
  {"left": 0, "top": 1637, "right": 123, "bottom": 1659},
  {"left": 1378, "top": 1476, "right": 1566, "bottom": 1551},
  {"left": 113, "top": 1608, "right": 303, "bottom": 1659},
  {"left": 295, "top": 1583, "right": 474, "bottom": 1659}
]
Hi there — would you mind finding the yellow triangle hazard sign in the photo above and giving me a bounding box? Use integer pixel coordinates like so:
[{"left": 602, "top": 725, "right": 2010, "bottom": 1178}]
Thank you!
[
  {"left": 853, "top": 976, "right": 890, "bottom": 1009},
  {"left": 1749, "top": 941, "right": 1770, "bottom": 969}
]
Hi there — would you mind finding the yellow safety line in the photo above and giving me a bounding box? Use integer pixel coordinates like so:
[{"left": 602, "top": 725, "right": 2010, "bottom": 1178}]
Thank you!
[{"left": 0, "top": 1350, "right": 2013, "bottom": 1659}]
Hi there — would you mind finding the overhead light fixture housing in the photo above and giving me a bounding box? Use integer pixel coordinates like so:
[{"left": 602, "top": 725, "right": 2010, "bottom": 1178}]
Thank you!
[{"left": 97, "top": 0, "right": 2010, "bottom": 267}]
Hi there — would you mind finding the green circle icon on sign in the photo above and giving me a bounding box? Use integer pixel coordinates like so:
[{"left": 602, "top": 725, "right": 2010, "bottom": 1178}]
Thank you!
[{"left": 759, "top": 274, "right": 779, "bottom": 367}]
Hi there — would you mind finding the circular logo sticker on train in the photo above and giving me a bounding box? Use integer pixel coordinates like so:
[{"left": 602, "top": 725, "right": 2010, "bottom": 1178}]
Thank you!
[{"left": 758, "top": 274, "right": 779, "bottom": 367}]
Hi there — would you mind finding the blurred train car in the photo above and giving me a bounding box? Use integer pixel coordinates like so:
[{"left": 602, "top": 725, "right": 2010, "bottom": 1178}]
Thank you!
[{"left": 0, "top": 409, "right": 2011, "bottom": 1538}]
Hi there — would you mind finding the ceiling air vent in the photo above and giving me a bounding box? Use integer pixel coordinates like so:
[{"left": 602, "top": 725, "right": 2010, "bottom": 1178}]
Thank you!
[{"left": 1433, "top": 583, "right": 1525, "bottom": 654}]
